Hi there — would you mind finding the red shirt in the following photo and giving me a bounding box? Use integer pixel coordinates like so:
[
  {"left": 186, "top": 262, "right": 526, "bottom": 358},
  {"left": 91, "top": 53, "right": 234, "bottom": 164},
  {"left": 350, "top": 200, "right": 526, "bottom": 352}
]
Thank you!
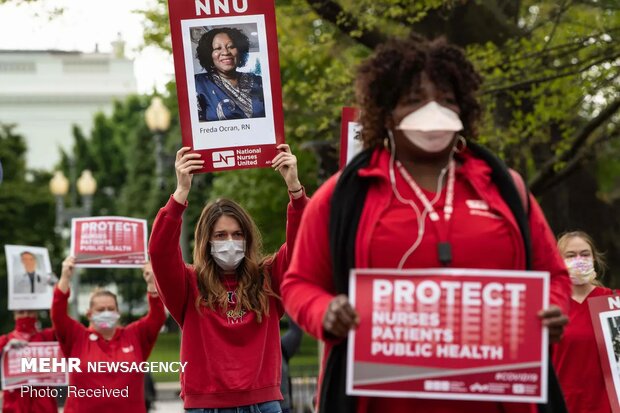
[
  {"left": 553, "top": 286, "right": 613, "bottom": 413},
  {"left": 148, "top": 193, "right": 307, "bottom": 409},
  {"left": 281, "top": 148, "right": 571, "bottom": 413},
  {"left": 50, "top": 287, "right": 166, "bottom": 413},
  {"left": 0, "top": 327, "right": 57, "bottom": 413}
]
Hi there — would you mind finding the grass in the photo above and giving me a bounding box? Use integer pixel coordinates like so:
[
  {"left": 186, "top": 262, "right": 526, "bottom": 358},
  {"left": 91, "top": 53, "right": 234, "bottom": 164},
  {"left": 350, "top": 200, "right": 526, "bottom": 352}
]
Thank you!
[
  {"left": 148, "top": 331, "right": 320, "bottom": 382},
  {"left": 148, "top": 332, "right": 182, "bottom": 382}
]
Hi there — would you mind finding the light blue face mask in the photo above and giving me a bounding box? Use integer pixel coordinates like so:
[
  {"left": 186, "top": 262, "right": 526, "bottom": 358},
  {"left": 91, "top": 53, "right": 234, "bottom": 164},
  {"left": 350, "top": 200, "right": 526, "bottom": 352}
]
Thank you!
[
  {"left": 91, "top": 311, "right": 120, "bottom": 329},
  {"left": 210, "top": 240, "right": 245, "bottom": 271}
]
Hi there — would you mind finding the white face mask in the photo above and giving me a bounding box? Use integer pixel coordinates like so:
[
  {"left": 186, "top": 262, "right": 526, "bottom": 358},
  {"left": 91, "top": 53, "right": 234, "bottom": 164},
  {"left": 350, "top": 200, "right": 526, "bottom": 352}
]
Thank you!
[
  {"left": 211, "top": 240, "right": 245, "bottom": 271},
  {"left": 91, "top": 311, "right": 120, "bottom": 330},
  {"left": 564, "top": 257, "right": 596, "bottom": 285},
  {"left": 396, "top": 101, "right": 463, "bottom": 153}
]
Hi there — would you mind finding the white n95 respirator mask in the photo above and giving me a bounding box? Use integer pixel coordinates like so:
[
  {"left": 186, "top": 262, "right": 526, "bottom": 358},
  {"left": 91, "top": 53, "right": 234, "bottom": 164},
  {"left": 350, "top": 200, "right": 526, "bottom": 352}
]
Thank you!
[{"left": 396, "top": 101, "right": 463, "bottom": 153}]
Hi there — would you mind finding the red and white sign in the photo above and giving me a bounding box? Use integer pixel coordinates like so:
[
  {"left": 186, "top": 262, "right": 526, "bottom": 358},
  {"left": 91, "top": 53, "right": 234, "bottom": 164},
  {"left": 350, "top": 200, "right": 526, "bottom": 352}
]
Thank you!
[
  {"left": 1, "top": 342, "right": 68, "bottom": 390},
  {"left": 347, "top": 268, "right": 549, "bottom": 403},
  {"left": 588, "top": 294, "right": 620, "bottom": 412},
  {"left": 339, "top": 107, "right": 362, "bottom": 168},
  {"left": 168, "top": 0, "right": 285, "bottom": 172},
  {"left": 70, "top": 217, "right": 148, "bottom": 268}
]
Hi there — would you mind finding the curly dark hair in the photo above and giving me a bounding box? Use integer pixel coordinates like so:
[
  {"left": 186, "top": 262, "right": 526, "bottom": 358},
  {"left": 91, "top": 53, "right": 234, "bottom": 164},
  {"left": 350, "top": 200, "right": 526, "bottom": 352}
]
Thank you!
[
  {"left": 196, "top": 27, "right": 250, "bottom": 72},
  {"left": 355, "top": 34, "right": 483, "bottom": 149}
]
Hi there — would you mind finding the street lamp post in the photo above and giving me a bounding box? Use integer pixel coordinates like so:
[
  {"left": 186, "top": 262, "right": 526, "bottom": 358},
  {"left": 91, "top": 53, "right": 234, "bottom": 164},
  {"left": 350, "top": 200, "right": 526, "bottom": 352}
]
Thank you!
[
  {"left": 145, "top": 97, "right": 172, "bottom": 191},
  {"left": 145, "top": 97, "right": 190, "bottom": 261},
  {"left": 49, "top": 168, "right": 97, "bottom": 318}
]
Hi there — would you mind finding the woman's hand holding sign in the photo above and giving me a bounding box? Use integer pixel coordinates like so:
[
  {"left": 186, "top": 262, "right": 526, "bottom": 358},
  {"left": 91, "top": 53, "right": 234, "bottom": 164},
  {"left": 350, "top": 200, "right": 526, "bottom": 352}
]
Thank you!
[
  {"left": 173, "top": 147, "right": 204, "bottom": 205},
  {"left": 538, "top": 305, "right": 568, "bottom": 343},
  {"left": 323, "top": 294, "right": 360, "bottom": 339}
]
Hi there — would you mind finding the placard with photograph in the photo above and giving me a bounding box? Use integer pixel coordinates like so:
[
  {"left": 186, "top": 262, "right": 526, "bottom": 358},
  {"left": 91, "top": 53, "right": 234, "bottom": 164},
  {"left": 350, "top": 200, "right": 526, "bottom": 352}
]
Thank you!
[
  {"left": 168, "top": 0, "right": 285, "bottom": 172},
  {"left": 347, "top": 268, "right": 549, "bottom": 403},
  {"left": 4, "top": 245, "right": 55, "bottom": 310},
  {"left": 70, "top": 217, "right": 148, "bottom": 268},
  {"left": 339, "top": 107, "right": 362, "bottom": 168},
  {"left": 1, "top": 342, "right": 68, "bottom": 390},
  {"left": 588, "top": 294, "right": 620, "bottom": 412}
]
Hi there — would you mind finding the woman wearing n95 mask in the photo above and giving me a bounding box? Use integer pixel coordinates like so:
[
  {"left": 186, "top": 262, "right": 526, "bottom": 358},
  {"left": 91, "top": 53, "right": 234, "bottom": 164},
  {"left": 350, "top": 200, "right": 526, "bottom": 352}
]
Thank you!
[
  {"left": 148, "top": 143, "right": 308, "bottom": 412},
  {"left": 553, "top": 231, "right": 613, "bottom": 413},
  {"left": 281, "top": 34, "right": 571, "bottom": 413}
]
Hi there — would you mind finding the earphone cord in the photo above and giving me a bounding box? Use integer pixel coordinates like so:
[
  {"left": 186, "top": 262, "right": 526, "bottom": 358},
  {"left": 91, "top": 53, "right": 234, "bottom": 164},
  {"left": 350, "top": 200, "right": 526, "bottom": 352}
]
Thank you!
[{"left": 387, "top": 131, "right": 451, "bottom": 269}]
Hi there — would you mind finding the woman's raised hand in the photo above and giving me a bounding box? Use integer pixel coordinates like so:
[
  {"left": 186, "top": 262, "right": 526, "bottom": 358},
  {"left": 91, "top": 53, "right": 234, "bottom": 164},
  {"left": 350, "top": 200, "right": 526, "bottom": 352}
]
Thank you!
[
  {"left": 57, "top": 256, "right": 76, "bottom": 293},
  {"left": 272, "top": 144, "right": 302, "bottom": 197},
  {"left": 173, "top": 147, "right": 204, "bottom": 204}
]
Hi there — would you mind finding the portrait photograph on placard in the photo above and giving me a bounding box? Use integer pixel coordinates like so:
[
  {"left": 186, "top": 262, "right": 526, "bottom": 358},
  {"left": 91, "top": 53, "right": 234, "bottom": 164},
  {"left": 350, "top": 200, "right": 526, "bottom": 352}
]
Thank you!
[
  {"left": 181, "top": 15, "right": 275, "bottom": 151},
  {"left": 4, "top": 245, "right": 56, "bottom": 310},
  {"left": 598, "top": 310, "right": 620, "bottom": 406}
]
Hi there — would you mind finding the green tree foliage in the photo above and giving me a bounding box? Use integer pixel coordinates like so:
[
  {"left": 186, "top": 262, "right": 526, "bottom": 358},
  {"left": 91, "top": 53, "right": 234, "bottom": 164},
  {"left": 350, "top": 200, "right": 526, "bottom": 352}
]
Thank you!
[
  {"left": 0, "top": 124, "right": 61, "bottom": 330},
  {"left": 135, "top": 0, "right": 619, "bottom": 282},
  {"left": 59, "top": 95, "right": 163, "bottom": 311}
]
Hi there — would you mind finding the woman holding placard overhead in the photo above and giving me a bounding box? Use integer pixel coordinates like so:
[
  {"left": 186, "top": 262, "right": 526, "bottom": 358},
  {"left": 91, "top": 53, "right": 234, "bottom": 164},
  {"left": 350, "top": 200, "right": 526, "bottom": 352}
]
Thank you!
[
  {"left": 51, "top": 260, "right": 166, "bottom": 413},
  {"left": 148, "top": 144, "right": 307, "bottom": 412},
  {"left": 281, "top": 34, "right": 571, "bottom": 413},
  {"left": 553, "top": 231, "right": 613, "bottom": 413}
]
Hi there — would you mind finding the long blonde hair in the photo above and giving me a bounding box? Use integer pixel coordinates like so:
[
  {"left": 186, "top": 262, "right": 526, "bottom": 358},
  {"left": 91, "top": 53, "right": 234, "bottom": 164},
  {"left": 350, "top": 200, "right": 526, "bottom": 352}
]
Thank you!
[
  {"left": 193, "top": 198, "right": 278, "bottom": 322},
  {"left": 557, "top": 231, "right": 606, "bottom": 286}
]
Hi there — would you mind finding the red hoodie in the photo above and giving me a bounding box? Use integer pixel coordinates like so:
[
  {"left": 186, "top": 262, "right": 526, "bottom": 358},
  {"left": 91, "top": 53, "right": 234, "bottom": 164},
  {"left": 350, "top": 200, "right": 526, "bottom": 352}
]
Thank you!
[
  {"left": 0, "top": 321, "right": 57, "bottom": 413},
  {"left": 281, "top": 148, "right": 571, "bottom": 413},
  {"left": 50, "top": 287, "right": 166, "bottom": 413},
  {"left": 553, "top": 286, "right": 614, "bottom": 413},
  {"left": 148, "top": 193, "right": 307, "bottom": 409}
]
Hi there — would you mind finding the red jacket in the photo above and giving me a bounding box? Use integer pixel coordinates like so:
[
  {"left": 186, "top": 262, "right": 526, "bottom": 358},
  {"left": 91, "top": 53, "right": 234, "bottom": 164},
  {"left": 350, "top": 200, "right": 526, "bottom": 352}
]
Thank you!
[
  {"left": 553, "top": 286, "right": 613, "bottom": 413},
  {"left": 148, "top": 193, "right": 308, "bottom": 409},
  {"left": 50, "top": 287, "right": 166, "bottom": 413},
  {"left": 0, "top": 326, "right": 57, "bottom": 413},
  {"left": 281, "top": 148, "right": 571, "bottom": 413}
]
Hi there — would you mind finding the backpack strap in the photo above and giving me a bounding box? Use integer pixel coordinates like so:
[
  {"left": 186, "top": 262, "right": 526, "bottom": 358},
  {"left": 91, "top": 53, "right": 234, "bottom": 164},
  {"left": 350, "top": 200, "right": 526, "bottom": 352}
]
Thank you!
[{"left": 508, "top": 168, "right": 530, "bottom": 215}]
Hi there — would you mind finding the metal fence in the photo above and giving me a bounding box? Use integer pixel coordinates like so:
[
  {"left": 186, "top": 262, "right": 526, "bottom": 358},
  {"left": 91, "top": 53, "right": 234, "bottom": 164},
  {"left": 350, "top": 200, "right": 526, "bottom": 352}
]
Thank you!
[{"left": 290, "top": 366, "right": 318, "bottom": 413}]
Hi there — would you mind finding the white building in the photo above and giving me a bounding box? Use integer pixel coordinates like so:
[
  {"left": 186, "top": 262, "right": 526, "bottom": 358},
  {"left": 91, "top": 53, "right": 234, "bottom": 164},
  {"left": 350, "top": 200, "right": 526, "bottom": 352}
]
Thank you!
[{"left": 0, "top": 42, "right": 136, "bottom": 170}]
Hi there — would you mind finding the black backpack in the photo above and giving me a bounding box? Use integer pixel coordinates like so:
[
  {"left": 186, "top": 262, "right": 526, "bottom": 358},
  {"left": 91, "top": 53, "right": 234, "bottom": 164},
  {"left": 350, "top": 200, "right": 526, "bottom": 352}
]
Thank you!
[{"left": 322, "top": 142, "right": 566, "bottom": 413}]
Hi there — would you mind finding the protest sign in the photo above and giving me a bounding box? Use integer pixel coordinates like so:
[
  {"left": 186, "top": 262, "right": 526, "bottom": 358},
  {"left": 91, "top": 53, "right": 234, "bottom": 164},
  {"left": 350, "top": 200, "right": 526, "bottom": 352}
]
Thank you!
[
  {"left": 588, "top": 294, "right": 620, "bottom": 412},
  {"left": 339, "top": 107, "right": 362, "bottom": 168},
  {"left": 1, "top": 342, "right": 68, "bottom": 390},
  {"left": 347, "top": 268, "right": 549, "bottom": 403},
  {"left": 4, "top": 245, "right": 55, "bottom": 310},
  {"left": 70, "top": 217, "right": 148, "bottom": 268},
  {"left": 168, "top": 0, "right": 285, "bottom": 172}
]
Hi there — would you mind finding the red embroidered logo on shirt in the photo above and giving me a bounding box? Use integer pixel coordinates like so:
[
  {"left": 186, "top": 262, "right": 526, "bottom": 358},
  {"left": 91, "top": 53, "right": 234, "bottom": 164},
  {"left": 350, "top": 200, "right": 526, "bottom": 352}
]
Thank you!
[{"left": 226, "top": 309, "right": 246, "bottom": 324}]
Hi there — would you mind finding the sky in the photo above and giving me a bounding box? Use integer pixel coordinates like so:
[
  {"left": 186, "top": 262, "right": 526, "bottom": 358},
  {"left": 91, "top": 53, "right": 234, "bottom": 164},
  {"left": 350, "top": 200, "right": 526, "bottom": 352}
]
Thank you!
[{"left": 0, "top": 0, "right": 174, "bottom": 93}]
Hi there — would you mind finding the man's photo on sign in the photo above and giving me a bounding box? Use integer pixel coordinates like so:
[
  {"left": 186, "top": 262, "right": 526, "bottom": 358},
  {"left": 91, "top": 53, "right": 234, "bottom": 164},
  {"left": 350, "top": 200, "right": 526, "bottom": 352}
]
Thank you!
[
  {"left": 606, "top": 316, "right": 620, "bottom": 371},
  {"left": 5, "top": 245, "right": 55, "bottom": 310},
  {"left": 190, "top": 23, "right": 265, "bottom": 122}
]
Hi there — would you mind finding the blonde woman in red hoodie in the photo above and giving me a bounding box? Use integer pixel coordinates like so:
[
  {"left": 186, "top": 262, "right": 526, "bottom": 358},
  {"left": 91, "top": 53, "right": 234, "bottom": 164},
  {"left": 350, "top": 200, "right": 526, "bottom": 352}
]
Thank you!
[{"left": 148, "top": 144, "right": 307, "bottom": 412}]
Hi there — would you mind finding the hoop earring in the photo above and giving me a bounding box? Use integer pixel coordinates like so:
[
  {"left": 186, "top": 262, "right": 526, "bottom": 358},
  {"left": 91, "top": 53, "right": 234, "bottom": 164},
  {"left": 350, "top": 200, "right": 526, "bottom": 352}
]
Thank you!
[{"left": 453, "top": 134, "right": 467, "bottom": 154}]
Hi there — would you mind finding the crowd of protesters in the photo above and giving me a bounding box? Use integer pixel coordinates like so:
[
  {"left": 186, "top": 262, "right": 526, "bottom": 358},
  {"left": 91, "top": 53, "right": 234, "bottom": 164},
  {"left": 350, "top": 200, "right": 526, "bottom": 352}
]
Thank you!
[{"left": 1, "top": 34, "right": 618, "bottom": 413}]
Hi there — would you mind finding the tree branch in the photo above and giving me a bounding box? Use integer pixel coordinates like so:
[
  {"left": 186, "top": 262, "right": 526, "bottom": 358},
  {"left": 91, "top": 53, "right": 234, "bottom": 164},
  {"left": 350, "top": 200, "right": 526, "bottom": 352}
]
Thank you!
[
  {"left": 305, "top": 0, "right": 388, "bottom": 49},
  {"left": 482, "top": 51, "right": 620, "bottom": 94},
  {"left": 529, "top": 97, "right": 620, "bottom": 194}
]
